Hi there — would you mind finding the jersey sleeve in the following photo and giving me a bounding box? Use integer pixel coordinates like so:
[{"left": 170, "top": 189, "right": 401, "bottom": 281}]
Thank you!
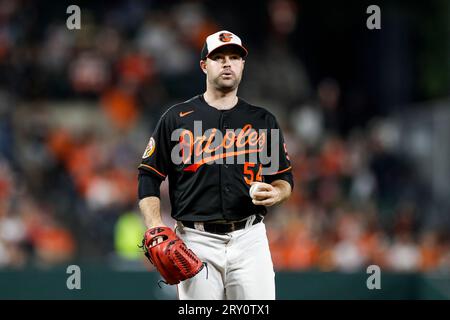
[
  {"left": 262, "top": 115, "right": 294, "bottom": 190},
  {"left": 138, "top": 173, "right": 163, "bottom": 199},
  {"left": 138, "top": 112, "right": 174, "bottom": 180}
]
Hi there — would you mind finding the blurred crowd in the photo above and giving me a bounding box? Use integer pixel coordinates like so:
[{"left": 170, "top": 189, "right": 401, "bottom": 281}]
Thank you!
[{"left": 0, "top": 0, "right": 449, "bottom": 273}]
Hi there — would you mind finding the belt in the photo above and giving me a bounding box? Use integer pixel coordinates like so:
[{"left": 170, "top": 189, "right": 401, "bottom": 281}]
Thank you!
[{"left": 181, "top": 214, "right": 263, "bottom": 234}]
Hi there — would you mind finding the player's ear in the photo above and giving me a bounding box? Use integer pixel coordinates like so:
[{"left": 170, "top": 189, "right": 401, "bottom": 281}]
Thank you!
[{"left": 199, "top": 59, "right": 207, "bottom": 75}]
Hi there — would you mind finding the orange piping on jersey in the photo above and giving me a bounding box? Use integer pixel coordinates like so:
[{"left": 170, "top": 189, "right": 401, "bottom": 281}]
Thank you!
[
  {"left": 138, "top": 164, "right": 166, "bottom": 178},
  {"left": 268, "top": 166, "right": 292, "bottom": 175},
  {"left": 184, "top": 149, "right": 263, "bottom": 172}
]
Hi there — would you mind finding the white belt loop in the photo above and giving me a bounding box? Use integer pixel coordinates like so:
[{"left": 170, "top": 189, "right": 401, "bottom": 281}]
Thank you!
[
  {"left": 176, "top": 221, "right": 186, "bottom": 234},
  {"left": 194, "top": 222, "right": 205, "bottom": 232},
  {"left": 245, "top": 215, "right": 256, "bottom": 229}
]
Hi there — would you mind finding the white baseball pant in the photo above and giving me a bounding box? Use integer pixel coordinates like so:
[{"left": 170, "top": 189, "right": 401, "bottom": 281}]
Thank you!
[{"left": 174, "top": 217, "right": 275, "bottom": 300}]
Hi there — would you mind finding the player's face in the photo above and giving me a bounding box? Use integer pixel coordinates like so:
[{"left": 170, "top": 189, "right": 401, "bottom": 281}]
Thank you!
[{"left": 202, "top": 46, "right": 245, "bottom": 92}]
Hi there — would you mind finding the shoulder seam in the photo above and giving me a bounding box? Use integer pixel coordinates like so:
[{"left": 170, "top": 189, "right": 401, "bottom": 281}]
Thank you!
[{"left": 160, "top": 96, "right": 200, "bottom": 119}]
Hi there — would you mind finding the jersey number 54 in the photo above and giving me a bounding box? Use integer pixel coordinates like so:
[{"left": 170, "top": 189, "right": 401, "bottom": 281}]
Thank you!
[{"left": 243, "top": 162, "right": 263, "bottom": 185}]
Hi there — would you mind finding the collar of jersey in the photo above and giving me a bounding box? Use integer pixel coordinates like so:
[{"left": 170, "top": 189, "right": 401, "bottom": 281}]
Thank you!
[{"left": 197, "top": 94, "right": 244, "bottom": 112}]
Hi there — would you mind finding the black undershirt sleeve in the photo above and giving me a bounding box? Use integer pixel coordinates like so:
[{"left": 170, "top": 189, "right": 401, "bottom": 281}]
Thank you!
[
  {"left": 138, "top": 172, "right": 163, "bottom": 200},
  {"left": 264, "top": 171, "right": 294, "bottom": 191}
]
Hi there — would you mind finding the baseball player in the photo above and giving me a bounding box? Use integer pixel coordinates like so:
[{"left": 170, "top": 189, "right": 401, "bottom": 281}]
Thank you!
[{"left": 138, "top": 30, "right": 293, "bottom": 300}]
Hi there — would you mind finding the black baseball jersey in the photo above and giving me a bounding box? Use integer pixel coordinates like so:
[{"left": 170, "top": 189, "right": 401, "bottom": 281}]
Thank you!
[{"left": 138, "top": 94, "right": 293, "bottom": 222}]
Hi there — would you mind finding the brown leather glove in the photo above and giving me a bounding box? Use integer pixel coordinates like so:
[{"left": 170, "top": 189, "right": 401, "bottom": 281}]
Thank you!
[{"left": 142, "top": 226, "right": 205, "bottom": 285}]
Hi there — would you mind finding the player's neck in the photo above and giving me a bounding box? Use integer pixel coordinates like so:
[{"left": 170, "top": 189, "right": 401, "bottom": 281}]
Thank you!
[{"left": 203, "top": 89, "right": 238, "bottom": 110}]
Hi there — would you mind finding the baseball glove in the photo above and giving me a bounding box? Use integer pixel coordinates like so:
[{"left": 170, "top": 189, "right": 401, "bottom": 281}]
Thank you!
[{"left": 142, "top": 226, "right": 205, "bottom": 285}]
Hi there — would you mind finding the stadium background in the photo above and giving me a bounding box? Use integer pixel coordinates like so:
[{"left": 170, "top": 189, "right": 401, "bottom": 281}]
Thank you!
[{"left": 0, "top": 0, "right": 449, "bottom": 299}]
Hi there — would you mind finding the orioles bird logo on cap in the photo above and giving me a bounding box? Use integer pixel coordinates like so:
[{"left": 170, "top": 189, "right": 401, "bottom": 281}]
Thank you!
[{"left": 219, "top": 32, "right": 233, "bottom": 42}]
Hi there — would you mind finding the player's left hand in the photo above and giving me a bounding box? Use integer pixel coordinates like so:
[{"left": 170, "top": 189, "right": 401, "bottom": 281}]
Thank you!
[
  {"left": 142, "top": 226, "right": 205, "bottom": 285},
  {"left": 250, "top": 182, "right": 282, "bottom": 207}
]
